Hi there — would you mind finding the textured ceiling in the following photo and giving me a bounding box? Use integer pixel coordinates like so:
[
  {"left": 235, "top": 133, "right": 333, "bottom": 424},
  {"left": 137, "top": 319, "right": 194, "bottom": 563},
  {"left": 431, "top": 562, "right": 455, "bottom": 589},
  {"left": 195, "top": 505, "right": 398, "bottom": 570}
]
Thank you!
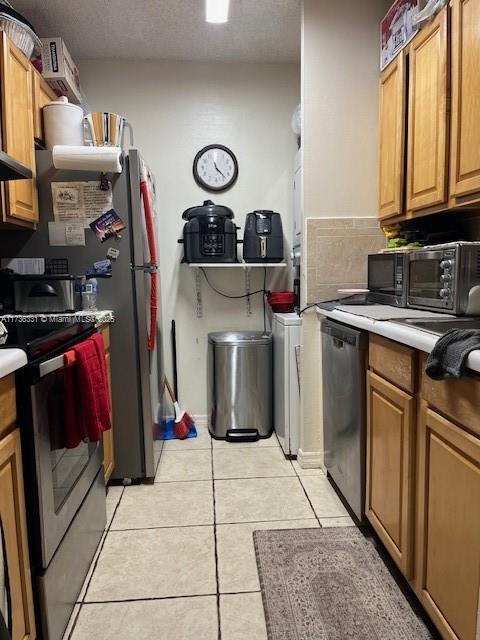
[{"left": 12, "top": 0, "right": 301, "bottom": 63}]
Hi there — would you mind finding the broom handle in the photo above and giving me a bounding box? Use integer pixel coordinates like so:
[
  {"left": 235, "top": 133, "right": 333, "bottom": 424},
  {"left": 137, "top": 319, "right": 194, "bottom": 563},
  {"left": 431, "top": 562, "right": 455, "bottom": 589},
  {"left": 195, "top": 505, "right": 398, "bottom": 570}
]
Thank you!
[{"left": 164, "top": 376, "right": 177, "bottom": 403}]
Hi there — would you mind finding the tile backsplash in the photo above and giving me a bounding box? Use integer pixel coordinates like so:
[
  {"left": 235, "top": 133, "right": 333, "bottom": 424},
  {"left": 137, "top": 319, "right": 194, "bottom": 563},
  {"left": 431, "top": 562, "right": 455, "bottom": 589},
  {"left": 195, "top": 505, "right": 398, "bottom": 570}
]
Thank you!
[{"left": 305, "top": 217, "right": 385, "bottom": 304}]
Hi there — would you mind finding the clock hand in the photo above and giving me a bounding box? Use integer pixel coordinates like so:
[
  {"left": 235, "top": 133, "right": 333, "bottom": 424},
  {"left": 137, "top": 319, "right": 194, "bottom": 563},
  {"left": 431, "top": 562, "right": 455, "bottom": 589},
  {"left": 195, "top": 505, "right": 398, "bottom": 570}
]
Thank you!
[{"left": 214, "top": 162, "right": 226, "bottom": 178}]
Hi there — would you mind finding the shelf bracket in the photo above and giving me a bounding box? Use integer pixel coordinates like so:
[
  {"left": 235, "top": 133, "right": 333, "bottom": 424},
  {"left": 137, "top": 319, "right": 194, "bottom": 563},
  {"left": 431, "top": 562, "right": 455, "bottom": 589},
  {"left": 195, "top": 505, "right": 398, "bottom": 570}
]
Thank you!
[
  {"left": 194, "top": 268, "right": 203, "bottom": 318},
  {"left": 245, "top": 267, "right": 252, "bottom": 317}
]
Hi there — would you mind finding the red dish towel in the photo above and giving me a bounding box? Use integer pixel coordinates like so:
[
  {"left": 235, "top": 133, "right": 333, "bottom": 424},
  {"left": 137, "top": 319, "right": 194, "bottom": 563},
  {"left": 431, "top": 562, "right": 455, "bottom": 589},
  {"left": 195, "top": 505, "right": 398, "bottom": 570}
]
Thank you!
[
  {"left": 72, "top": 333, "right": 112, "bottom": 443},
  {"left": 63, "top": 349, "right": 84, "bottom": 449}
]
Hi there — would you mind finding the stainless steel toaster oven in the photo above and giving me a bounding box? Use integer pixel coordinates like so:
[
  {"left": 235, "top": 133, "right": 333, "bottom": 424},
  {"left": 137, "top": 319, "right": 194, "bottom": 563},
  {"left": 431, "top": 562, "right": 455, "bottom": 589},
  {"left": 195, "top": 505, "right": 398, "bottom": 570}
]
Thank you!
[{"left": 407, "top": 242, "right": 480, "bottom": 315}]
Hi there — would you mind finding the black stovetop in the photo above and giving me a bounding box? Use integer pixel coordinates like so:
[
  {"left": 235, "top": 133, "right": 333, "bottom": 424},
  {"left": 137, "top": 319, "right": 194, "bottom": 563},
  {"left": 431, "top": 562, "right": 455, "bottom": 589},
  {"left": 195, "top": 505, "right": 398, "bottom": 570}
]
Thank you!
[{"left": 1, "top": 318, "right": 95, "bottom": 361}]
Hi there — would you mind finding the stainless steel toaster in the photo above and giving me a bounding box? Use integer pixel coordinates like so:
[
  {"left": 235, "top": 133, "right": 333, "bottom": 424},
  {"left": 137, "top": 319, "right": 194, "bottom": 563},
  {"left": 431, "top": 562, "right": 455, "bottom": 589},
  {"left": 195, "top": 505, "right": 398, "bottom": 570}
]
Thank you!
[{"left": 13, "top": 275, "right": 76, "bottom": 313}]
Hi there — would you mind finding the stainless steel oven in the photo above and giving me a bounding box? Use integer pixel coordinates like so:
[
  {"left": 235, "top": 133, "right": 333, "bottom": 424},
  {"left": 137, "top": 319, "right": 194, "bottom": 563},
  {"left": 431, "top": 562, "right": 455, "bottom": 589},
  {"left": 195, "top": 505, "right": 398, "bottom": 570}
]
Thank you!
[
  {"left": 407, "top": 242, "right": 480, "bottom": 315},
  {"left": 30, "top": 353, "right": 103, "bottom": 567},
  {"left": 9, "top": 319, "right": 107, "bottom": 640},
  {"left": 367, "top": 252, "right": 408, "bottom": 307}
]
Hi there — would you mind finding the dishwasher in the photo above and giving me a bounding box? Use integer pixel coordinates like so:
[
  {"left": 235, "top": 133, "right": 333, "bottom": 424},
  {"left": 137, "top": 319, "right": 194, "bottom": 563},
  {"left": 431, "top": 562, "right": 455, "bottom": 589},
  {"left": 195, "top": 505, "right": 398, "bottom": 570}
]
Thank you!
[{"left": 321, "top": 319, "right": 367, "bottom": 521}]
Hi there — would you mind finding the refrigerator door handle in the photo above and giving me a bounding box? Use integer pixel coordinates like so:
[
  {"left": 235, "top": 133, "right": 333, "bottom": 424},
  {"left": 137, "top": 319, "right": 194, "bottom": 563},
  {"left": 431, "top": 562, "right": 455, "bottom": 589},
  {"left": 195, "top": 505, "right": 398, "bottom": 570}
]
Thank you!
[{"left": 131, "top": 263, "right": 158, "bottom": 273}]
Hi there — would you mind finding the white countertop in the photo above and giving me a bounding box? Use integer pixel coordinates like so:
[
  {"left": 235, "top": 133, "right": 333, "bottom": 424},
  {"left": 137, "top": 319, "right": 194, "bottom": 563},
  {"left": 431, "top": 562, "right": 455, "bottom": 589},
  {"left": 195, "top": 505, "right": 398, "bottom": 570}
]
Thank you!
[
  {"left": 316, "top": 306, "right": 480, "bottom": 374},
  {"left": 0, "top": 348, "right": 27, "bottom": 378}
]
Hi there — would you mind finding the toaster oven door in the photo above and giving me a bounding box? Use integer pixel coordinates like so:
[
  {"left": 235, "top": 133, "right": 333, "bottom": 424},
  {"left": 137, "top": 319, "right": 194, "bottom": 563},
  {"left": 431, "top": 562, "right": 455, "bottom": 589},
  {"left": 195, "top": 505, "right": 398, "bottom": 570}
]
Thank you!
[{"left": 407, "top": 251, "right": 454, "bottom": 311}]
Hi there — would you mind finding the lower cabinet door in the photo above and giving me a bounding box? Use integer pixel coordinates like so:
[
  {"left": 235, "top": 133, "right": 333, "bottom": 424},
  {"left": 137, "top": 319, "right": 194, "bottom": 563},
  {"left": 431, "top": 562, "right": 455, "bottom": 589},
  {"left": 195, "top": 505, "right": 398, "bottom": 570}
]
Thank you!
[
  {"left": 0, "top": 430, "right": 36, "bottom": 639},
  {"left": 103, "top": 351, "right": 115, "bottom": 483},
  {"left": 416, "top": 404, "right": 480, "bottom": 640},
  {"left": 366, "top": 370, "right": 415, "bottom": 578}
]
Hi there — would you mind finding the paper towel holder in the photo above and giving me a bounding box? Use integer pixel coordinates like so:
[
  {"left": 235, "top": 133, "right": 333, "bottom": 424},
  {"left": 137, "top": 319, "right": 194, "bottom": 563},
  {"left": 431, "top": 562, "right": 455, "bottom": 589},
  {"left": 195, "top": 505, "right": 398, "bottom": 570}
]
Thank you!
[{"left": 52, "top": 145, "right": 123, "bottom": 173}]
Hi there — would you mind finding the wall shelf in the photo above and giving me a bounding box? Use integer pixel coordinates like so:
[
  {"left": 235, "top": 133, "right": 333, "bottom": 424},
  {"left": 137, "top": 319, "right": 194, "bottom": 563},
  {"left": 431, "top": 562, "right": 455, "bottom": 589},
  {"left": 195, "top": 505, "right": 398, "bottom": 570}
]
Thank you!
[
  {"left": 185, "top": 263, "right": 287, "bottom": 268},
  {"left": 186, "top": 262, "right": 288, "bottom": 318}
]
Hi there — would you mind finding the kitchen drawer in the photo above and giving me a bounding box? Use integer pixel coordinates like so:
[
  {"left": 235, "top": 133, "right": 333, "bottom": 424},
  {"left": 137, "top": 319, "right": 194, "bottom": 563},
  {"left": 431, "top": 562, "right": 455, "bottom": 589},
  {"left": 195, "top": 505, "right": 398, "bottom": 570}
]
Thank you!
[
  {"left": 419, "top": 353, "right": 480, "bottom": 437},
  {"left": 0, "top": 374, "right": 16, "bottom": 438},
  {"left": 98, "top": 324, "right": 110, "bottom": 352},
  {"left": 368, "top": 334, "right": 416, "bottom": 393}
]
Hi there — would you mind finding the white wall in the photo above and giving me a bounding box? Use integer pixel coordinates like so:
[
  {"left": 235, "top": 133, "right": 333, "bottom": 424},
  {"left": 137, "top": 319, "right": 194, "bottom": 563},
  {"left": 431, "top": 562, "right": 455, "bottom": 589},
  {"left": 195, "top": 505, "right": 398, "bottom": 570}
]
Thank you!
[
  {"left": 78, "top": 60, "right": 300, "bottom": 415},
  {"left": 299, "top": 0, "right": 390, "bottom": 467},
  {"left": 303, "top": 0, "right": 391, "bottom": 219}
]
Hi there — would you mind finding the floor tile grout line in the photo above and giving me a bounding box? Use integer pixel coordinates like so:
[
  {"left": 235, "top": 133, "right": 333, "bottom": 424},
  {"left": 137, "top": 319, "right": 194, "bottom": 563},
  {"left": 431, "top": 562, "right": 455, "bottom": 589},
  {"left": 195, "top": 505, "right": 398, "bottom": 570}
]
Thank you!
[
  {"left": 211, "top": 441, "right": 222, "bottom": 640},
  {"left": 153, "top": 472, "right": 298, "bottom": 484},
  {"left": 154, "top": 440, "right": 165, "bottom": 475},
  {"left": 212, "top": 473, "right": 297, "bottom": 481},
  {"left": 83, "top": 593, "right": 219, "bottom": 604},
  {"left": 81, "top": 589, "right": 261, "bottom": 607},
  {"left": 80, "top": 589, "right": 263, "bottom": 606},
  {"left": 109, "top": 522, "right": 215, "bottom": 532},
  {"left": 108, "top": 515, "right": 320, "bottom": 532},
  {"left": 64, "top": 602, "right": 82, "bottom": 640},
  {"left": 289, "top": 459, "right": 323, "bottom": 526}
]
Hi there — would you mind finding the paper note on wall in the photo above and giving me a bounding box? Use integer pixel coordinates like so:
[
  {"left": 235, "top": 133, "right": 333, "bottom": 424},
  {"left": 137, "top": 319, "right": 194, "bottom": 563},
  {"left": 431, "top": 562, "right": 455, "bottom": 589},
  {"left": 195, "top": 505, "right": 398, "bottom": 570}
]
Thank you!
[
  {"left": 48, "top": 221, "right": 85, "bottom": 246},
  {"left": 52, "top": 181, "right": 113, "bottom": 227}
]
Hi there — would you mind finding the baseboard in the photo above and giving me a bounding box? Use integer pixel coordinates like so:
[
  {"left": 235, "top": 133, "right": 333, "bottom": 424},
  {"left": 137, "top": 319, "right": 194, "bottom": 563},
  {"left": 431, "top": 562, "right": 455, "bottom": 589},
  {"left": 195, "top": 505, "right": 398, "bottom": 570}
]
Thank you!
[
  {"left": 297, "top": 449, "right": 325, "bottom": 471},
  {"left": 160, "top": 413, "right": 208, "bottom": 428},
  {"left": 192, "top": 414, "right": 208, "bottom": 428}
]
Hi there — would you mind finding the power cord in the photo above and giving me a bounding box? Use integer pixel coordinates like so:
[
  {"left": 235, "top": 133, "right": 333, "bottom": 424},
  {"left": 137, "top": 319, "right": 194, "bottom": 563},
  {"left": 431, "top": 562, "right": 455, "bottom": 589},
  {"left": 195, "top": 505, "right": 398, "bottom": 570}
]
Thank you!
[
  {"left": 297, "top": 294, "right": 363, "bottom": 316},
  {"left": 200, "top": 266, "right": 269, "bottom": 334},
  {"left": 200, "top": 267, "right": 267, "bottom": 299}
]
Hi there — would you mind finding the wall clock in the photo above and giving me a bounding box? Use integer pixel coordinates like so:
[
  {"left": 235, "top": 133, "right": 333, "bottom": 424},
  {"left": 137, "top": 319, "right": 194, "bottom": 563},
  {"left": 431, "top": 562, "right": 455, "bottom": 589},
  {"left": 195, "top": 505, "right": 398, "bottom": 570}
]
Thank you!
[{"left": 193, "top": 144, "right": 238, "bottom": 192}]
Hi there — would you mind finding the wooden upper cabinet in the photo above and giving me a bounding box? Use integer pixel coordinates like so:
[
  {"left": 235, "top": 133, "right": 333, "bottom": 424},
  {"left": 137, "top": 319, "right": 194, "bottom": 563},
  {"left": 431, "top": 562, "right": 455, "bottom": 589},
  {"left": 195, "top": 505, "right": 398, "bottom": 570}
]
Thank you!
[
  {"left": 366, "top": 370, "right": 415, "bottom": 578},
  {"left": 32, "top": 70, "right": 56, "bottom": 144},
  {"left": 0, "top": 430, "right": 36, "bottom": 640},
  {"left": 416, "top": 404, "right": 480, "bottom": 640},
  {"left": 0, "top": 32, "right": 38, "bottom": 227},
  {"left": 450, "top": 0, "right": 480, "bottom": 198},
  {"left": 406, "top": 8, "right": 449, "bottom": 212},
  {"left": 378, "top": 54, "right": 406, "bottom": 219}
]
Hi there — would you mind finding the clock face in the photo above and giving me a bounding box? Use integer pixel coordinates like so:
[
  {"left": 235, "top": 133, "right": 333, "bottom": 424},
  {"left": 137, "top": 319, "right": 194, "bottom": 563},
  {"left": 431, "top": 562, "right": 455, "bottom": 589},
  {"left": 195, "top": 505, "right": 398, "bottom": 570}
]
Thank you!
[{"left": 193, "top": 145, "right": 238, "bottom": 192}]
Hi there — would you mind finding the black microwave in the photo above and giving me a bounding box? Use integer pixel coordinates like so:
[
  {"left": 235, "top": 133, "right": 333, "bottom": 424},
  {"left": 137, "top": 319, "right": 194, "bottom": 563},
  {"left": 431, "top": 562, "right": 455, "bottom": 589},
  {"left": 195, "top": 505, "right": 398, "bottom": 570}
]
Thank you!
[{"left": 367, "top": 252, "right": 408, "bottom": 307}]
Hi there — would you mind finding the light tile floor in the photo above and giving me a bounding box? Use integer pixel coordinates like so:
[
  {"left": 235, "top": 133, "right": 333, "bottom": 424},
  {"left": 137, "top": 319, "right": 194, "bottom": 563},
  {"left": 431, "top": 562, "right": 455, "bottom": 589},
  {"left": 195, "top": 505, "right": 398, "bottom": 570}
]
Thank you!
[{"left": 64, "top": 428, "right": 354, "bottom": 640}]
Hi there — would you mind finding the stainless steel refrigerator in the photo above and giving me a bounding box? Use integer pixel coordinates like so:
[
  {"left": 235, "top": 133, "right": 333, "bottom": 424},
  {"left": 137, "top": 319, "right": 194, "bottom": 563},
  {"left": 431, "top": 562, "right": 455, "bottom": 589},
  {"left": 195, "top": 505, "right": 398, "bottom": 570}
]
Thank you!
[{"left": 0, "top": 149, "right": 164, "bottom": 481}]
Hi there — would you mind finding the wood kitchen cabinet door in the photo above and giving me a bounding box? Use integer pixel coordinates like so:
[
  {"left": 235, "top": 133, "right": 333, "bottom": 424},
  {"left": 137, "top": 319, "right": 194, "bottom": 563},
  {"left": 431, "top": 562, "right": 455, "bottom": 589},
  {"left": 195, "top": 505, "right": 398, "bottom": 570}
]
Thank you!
[
  {"left": 378, "top": 54, "right": 406, "bottom": 219},
  {"left": 103, "top": 351, "right": 115, "bottom": 483},
  {"left": 32, "top": 70, "right": 56, "bottom": 144},
  {"left": 0, "top": 32, "right": 38, "bottom": 227},
  {"left": 406, "top": 8, "right": 449, "bottom": 212},
  {"left": 416, "top": 404, "right": 480, "bottom": 640},
  {"left": 0, "top": 430, "right": 36, "bottom": 640},
  {"left": 450, "top": 0, "right": 480, "bottom": 198},
  {"left": 366, "top": 371, "right": 415, "bottom": 578}
]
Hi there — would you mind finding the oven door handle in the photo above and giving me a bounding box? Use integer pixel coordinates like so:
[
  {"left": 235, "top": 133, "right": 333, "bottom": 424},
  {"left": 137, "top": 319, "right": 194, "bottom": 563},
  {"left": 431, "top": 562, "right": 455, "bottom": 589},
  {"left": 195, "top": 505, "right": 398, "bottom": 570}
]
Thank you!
[{"left": 38, "top": 353, "right": 75, "bottom": 379}]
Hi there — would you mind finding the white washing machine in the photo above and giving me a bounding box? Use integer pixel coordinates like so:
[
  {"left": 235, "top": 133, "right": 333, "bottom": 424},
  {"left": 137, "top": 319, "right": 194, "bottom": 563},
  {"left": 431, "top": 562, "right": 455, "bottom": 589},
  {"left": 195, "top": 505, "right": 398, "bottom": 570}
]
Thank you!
[{"left": 273, "top": 312, "right": 302, "bottom": 457}]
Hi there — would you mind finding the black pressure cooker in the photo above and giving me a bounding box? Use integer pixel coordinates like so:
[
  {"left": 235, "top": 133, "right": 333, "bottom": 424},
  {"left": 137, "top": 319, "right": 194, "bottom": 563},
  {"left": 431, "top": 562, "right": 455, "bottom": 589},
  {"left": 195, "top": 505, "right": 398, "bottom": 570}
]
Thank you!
[{"left": 179, "top": 200, "right": 239, "bottom": 263}]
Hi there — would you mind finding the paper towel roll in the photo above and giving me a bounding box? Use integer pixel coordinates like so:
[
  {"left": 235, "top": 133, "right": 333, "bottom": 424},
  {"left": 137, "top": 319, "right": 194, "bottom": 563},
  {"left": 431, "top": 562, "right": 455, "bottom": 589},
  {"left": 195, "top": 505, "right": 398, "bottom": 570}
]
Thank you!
[{"left": 52, "top": 146, "right": 123, "bottom": 173}]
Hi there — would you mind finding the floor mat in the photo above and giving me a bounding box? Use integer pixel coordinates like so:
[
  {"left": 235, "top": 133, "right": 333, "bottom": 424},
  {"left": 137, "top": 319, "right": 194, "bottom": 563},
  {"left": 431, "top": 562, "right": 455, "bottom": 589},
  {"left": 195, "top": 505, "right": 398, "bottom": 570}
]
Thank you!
[{"left": 254, "top": 527, "right": 435, "bottom": 640}]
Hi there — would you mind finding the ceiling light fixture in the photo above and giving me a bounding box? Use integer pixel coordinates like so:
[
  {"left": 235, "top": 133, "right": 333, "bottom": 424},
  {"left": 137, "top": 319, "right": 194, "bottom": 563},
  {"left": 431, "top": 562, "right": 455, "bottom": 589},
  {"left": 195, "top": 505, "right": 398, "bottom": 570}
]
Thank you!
[{"left": 206, "top": 0, "right": 230, "bottom": 23}]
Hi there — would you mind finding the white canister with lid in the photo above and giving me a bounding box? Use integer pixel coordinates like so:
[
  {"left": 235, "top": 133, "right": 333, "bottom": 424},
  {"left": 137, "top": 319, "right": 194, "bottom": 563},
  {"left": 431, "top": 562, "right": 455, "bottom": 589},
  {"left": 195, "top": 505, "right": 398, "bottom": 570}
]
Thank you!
[{"left": 43, "top": 96, "right": 85, "bottom": 149}]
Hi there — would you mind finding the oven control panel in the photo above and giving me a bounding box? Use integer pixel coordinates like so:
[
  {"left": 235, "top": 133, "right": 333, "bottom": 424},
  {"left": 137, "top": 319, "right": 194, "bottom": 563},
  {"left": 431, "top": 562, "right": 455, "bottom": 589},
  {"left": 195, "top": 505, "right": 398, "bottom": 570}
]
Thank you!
[{"left": 439, "top": 250, "right": 455, "bottom": 301}]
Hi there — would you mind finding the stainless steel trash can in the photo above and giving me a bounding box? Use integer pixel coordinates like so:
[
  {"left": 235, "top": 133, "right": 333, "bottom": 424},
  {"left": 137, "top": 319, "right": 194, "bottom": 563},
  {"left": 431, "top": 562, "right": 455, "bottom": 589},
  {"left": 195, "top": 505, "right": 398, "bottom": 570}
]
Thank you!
[{"left": 208, "top": 331, "right": 273, "bottom": 441}]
